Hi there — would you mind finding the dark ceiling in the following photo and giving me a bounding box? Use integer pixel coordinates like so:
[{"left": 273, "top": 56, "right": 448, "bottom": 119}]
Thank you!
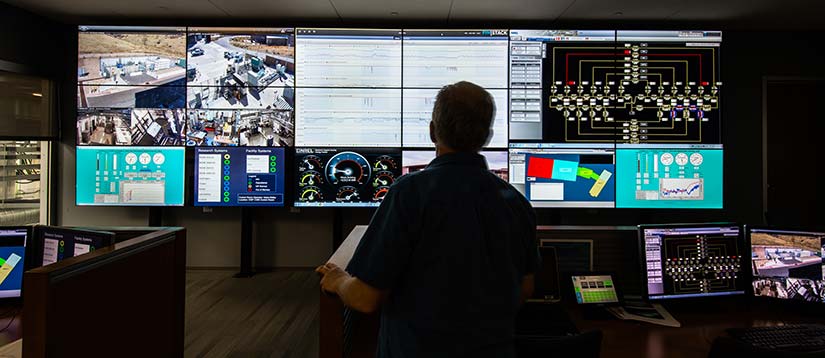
[{"left": 2, "top": 0, "right": 824, "bottom": 29}]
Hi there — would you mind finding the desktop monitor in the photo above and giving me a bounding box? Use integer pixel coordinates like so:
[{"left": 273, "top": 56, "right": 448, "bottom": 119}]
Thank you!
[
  {"left": 76, "top": 146, "right": 185, "bottom": 206},
  {"left": 295, "top": 148, "right": 402, "bottom": 207},
  {"left": 194, "top": 147, "right": 286, "bottom": 206},
  {"left": 640, "top": 223, "right": 744, "bottom": 300},
  {"left": 0, "top": 227, "right": 29, "bottom": 299},
  {"left": 748, "top": 227, "right": 825, "bottom": 303},
  {"left": 32, "top": 226, "right": 116, "bottom": 267}
]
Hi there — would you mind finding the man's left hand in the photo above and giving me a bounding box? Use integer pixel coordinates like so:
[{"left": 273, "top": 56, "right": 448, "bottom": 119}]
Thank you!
[{"left": 315, "top": 262, "right": 351, "bottom": 295}]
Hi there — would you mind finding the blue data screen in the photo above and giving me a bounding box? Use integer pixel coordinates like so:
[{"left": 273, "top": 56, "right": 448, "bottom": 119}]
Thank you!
[
  {"left": 616, "top": 148, "right": 723, "bottom": 208},
  {"left": 194, "top": 147, "right": 285, "bottom": 207},
  {"left": 76, "top": 146, "right": 185, "bottom": 206}
]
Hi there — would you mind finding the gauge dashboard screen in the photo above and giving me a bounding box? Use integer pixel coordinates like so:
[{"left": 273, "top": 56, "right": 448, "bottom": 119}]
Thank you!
[{"left": 295, "top": 148, "right": 402, "bottom": 207}]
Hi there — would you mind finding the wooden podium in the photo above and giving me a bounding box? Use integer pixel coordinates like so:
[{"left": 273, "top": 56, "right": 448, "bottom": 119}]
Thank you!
[{"left": 320, "top": 226, "right": 380, "bottom": 358}]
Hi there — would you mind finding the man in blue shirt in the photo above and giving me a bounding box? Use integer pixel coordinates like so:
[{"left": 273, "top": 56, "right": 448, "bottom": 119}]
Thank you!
[{"left": 316, "top": 81, "right": 539, "bottom": 358}]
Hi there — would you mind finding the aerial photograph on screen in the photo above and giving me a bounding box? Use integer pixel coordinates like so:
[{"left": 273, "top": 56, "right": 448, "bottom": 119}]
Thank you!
[
  {"left": 77, "top": 30, "right": 186, "bottom": 108},
  {"left": 186, "top": 109, "right": 294, "bottom": 146},
  {"left": 131, "top": 109, "right": 187, "bottom": 146},
  {"left": 186, "top": 28, "right": 294, "bottom": 110},
  {"left": 76, "top": 108, "right": 132, "bottom": 145},
  {"left": 752, "top": 232, "right": 822, "bottom": 280}
]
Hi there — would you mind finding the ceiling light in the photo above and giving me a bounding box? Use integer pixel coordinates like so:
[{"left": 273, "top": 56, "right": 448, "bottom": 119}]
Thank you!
[
  {"left": 390, "top": 11, "right": 399, "bottom": 16},
  {"left": 31, "top": 93, "right": 42, "bottom": 97},
  {"left": 613, "top": 11, "right": 623, "bottom": 16}
]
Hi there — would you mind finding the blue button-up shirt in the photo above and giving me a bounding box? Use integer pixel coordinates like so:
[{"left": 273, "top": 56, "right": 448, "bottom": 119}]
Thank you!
[{"left": 347, "top": 151, "right": 539, "bottom": 358}]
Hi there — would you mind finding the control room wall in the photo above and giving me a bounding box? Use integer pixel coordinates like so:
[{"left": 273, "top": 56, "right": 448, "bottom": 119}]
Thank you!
[{"left": 38, "top": 13, "right": 825, "bottom": 268}]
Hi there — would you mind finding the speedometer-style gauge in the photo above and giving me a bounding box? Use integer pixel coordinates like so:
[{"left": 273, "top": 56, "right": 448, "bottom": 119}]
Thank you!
[
  {"left": 336, "top": 186, "right": 360, "bottom": 202},
  {"left": 299, "top": 155, "right": 323, "bottom": 172},
  {"left": 299, "top": 171, "right": 323, "bottom": 187},
  {"left": 372, "top": 171, "right": 394, "bottom": 187},
  {"left": 373, "top": 155, "right": 397, "bottom": 171},
  {"left": 373, "top": 187, "right": 389, "bottom": 202},
  {"left": 326, "top": 151, "right": 371, "bottom": 185},
  {"left": 299, "top": 186, "right": 323, "bottom": 202}
]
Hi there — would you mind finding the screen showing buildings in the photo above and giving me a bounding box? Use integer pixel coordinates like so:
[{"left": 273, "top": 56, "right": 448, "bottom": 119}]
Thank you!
[
  {"left": 0, "top": 228, "right": 27, "bottom": 298},
  {"left": 750, "top": 228, "right": 825, "bottom": 303},
  {"left": 295, "top": 148, "right": 402, "bottom": 207},
  {"left": 36, "top": 227, "right": 115, "bottom": 266},
  {"left": 643, "top": 225, "right": 743, "bottom": 300},
  {"left": 76, "top": 146, "right": 186, "bottom": 206},
  {"left": 508, "top": 30, "right": 723, "bottom": 208},
  {"left": 195, "top": 147, "right": 285, "bottom": 206}
]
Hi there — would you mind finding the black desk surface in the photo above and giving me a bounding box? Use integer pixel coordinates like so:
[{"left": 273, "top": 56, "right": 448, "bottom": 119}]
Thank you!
[{"left": 569, "top": 298, "right": 825, "bottom": 358}]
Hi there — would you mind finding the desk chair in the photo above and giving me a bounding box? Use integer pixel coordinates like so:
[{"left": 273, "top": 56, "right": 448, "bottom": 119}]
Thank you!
[{"left": 515, "top": 330, "right": 603, "bottom": 358}]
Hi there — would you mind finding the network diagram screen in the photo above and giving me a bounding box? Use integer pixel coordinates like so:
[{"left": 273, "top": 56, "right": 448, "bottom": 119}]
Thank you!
[
  {"left": 508, "top": 30, "right": 723, "bottom": 208},
  {"left": 0, "top": 228, "right": 27, "bottom": 298},
  {"left": 76, "top": 146, "right": 186, "bottom": 206},
  {"left": 750, "top": 228, "right": 825, "bottom": 303},
  {"left": 643, "top": 225, "right": 743, "bottom": 300},
  {"left": 295, "top": 148, "right": 402, "bottom": 207},
  {"left": 194, "top": 147, "right": 286, "bottom": 207}
]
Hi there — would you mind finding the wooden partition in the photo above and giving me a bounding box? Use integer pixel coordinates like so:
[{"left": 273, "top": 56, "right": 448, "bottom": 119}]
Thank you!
[{"left": 22, "top": 227, "right": 186, "bottom": 358}]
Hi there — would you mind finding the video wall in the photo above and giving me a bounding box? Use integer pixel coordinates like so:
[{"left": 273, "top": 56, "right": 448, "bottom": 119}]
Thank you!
[{"left": 76, "top": 26, "right": 723, "bottom": 208}]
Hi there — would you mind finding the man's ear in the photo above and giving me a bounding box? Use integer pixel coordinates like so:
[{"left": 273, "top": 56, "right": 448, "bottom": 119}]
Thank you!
[{"left": 429, "top": 121, "right": 437, "bottom": 145}]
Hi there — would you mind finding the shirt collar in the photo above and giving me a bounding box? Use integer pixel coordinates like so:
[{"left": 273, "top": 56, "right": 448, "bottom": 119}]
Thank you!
[{"left": 427, "top": 152, "right": 488, "bottom": 170}]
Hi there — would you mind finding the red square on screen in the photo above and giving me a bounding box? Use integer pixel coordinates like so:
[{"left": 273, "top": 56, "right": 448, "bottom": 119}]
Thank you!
[{"left": 526, "top": 157, "right": 555, "bottom": 179}]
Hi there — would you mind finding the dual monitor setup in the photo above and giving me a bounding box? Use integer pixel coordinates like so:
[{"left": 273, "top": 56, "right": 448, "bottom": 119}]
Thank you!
[
  {"left": 76, "top": 27, "right": 723, "bottom": 209},
  {"left": 574, "top": 224, "right": 825, "bottom": 305},
  {"left": 0, "top": 226, "right": 116, "bottom": 299}
]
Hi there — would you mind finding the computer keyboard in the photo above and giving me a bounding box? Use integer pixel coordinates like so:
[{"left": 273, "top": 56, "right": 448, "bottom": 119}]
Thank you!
[{"left": 727, "top": 324, "right": 825, "bottom": 352}]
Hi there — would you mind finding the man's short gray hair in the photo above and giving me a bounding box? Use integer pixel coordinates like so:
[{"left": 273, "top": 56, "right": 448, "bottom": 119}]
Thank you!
[{"left": 431, "top": 81, "right": 495, "bottom": 152}]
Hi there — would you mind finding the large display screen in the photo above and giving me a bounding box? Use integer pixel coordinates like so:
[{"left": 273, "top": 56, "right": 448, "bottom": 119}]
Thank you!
[
  {"left": 194, "top": 147, "right": 286, "bottom": 206},
  {"left": 76, "top": 146, "right": 186, "bottom": 206},
  {"left": 295, "top": 148, "right": 402, "bottom": 207},
  {"left": 77, "top": 27, "right": 724, "bottom": 210},
  {"left": 508, "top": 30, "right": 723, "bottom": 208},
  {"left": 749, "top": 228, "right": 825, "bottom": 303}
]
